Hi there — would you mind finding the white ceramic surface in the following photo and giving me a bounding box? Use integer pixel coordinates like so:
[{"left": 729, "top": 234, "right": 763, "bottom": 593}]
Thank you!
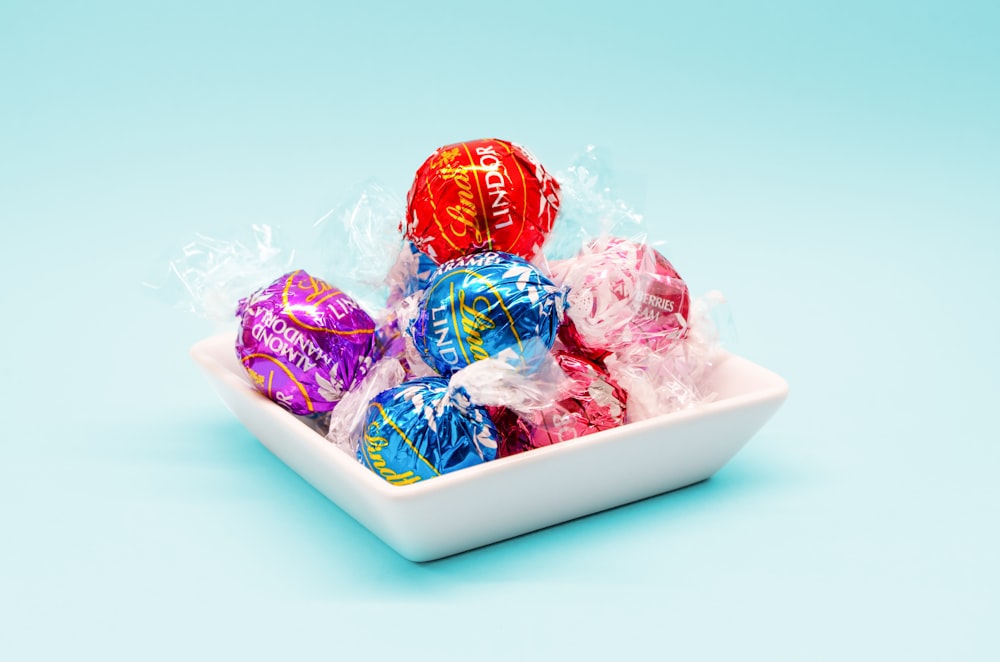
[{"left": 191, "top": 334, "right": 789, "bottom": 561}]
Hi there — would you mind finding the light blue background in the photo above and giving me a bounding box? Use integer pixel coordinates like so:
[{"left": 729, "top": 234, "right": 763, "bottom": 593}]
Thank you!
[{"left": 2, "top": 1, "right": 998, "bottom": 659}]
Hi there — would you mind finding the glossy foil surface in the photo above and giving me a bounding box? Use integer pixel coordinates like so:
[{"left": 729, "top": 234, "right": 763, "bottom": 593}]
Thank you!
[
  {"left": 235, "top": 270, "right": 376, "bottom": 416},
  {"left": 358, "top": 377, "right": 498, "bottom": 485},
  {"left": 559, "top": 237, "right": 691, "bottom": 355},
  {"left": 403, "top": 138, "right": 560, "bottom": 263},
  {"left": 409, "top": 251, "right": 563, "bottom": 375},
  {"left": 493, "top": 351, "right": 627, "bottom": 457}
]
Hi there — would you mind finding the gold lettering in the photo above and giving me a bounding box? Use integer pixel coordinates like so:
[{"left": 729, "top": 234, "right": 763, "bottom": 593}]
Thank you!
[
  {"left": 291, "top": 271, "right": 336, "bottom": 304},
  {"left": 454, "top": 289, "right": 496, "bottom": 362},
  {"left": 445, "top": 168, "right": 482, "bottom": 241},
  {"left": 363, "top": 428, "right": 422, "bottom": 485},
  {"left": 446, "top": 205, "right": 480, "bottom": 239},
  {"left": 431, "top": 147, "right": 461, "bottom": 171}
]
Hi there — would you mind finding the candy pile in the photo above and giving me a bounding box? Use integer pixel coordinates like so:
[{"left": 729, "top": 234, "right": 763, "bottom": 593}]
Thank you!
[{"left": 230, "top": 138, "right": 720, "bottom": 486}]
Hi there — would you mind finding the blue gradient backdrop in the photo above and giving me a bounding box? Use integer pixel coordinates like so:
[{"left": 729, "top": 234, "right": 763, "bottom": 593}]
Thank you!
[{"left": 2, "top": 1, "right": 998, "bottom": 660}]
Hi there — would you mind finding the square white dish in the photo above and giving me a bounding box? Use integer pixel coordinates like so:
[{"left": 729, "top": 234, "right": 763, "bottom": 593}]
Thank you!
[{"left": 191, "top": 333, "right": 788, "bottom": 561}]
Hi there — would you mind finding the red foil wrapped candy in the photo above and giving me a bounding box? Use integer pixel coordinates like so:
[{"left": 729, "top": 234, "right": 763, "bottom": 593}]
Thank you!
[{"left": 403, "top": 138, "right": 561, "bottom": 263}]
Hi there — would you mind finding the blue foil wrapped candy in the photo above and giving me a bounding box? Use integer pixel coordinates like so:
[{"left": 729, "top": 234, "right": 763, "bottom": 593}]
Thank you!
[
  {"left": 409, "top": 251, "right": 564, "bottom": 375},
  {"left": 359, "top": 377, "right": 499, "bottom": 485}
]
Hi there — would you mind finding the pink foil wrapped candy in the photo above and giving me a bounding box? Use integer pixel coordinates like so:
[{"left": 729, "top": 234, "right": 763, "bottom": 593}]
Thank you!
[
  {"left": 553, "top": 236, "right": 690, "bottom": 356},
  {"left": 492, "top": 350, "right": 627, "bottom": 457},
  {"left": 235, "top": 270, "right": 377, "bottom": 416}
]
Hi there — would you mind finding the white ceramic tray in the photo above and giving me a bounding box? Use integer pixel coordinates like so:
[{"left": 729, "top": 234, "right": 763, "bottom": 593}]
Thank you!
[{"left": 191, "top": 334, "right": 788, "bottom": 561}]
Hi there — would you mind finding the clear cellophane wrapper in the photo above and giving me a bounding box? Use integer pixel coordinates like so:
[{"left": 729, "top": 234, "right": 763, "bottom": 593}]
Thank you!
[
  {"left": 603, "top": 290, "right": 726, "bottom": 423},
  {"left": 151, "top": 223, "right": 293, "bottom": 324}
]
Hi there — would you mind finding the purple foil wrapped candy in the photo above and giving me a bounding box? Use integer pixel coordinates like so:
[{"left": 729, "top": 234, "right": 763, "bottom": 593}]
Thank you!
[{"left": 235, "top": 270, "right": 377, "bottom": 416}]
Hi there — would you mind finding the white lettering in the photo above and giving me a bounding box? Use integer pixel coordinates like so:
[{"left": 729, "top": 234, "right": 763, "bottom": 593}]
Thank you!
[
  {"left": 477, "top": 144, "right": 512, "bottom": 232},
  {"left": 250, "top": 312, "right": 328, "bottom": 369}
]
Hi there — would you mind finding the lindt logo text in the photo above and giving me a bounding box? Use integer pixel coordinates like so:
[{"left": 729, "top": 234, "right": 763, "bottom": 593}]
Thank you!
[
  {"left": 290, "top": 272, "right": 361, "bottom": 321},
  {"left": 474, "top": 144, "right": 514, "bottom": 230},
  {"left": 439, "top": 143, "right": 515, "bottom": 243},
  {"left": 428, "top": 280, "right": 497, "bottom": 366},
  {"left": 362, "top": 408, "right": 423, "bottom": 485},
  {"left": 248, "top": 308, "right": 332, "bottom": 371}
]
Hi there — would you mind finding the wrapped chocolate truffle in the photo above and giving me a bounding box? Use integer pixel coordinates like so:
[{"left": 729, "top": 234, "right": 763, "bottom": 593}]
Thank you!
[
  {"left": 403, "top": 138, "right": 561, "bottom": 263},
  {"left": 236, "top": 270, "right": 377, "bottom": 416},
  {"left": 359, "top": 377, "right": 498, "bottom": 485},
  {"left": 409, "top": 251, "right": 565, "bottom": 375},
  {"left": 491, "top": 351, "right": 627, "bottom": 457},
  {"left": 553, "top": 236, "right": 690, "bottom": 356}
]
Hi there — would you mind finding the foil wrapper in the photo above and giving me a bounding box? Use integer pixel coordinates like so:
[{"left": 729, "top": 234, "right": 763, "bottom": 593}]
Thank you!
[
  {"left": 492, "top": 351, "right": 627, "bottom": 457},
  {"left": 403, "top": 138, "right": 561, "bottom": 263},
  {"left": 409, "top": 251, "right": 564, "bottom": 376},
  {"left": 554, "top": 236, "right": 690, "bottom": 355},
  {"left": 358, "top": 377, "right": 499, "bottom": 485},
  {"left": 235, "top": 270, "right": 377, "bottom": 416}
]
